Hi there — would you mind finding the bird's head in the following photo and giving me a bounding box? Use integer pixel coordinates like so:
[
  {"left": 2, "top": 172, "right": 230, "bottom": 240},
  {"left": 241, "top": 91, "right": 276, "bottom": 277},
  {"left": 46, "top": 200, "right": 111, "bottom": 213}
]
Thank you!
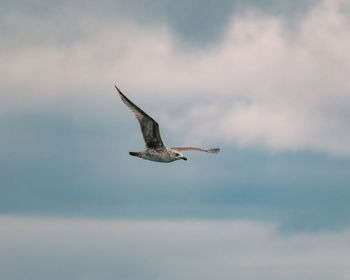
[{"left": 171, "top": 149, "right": 187, "bottom": 161}]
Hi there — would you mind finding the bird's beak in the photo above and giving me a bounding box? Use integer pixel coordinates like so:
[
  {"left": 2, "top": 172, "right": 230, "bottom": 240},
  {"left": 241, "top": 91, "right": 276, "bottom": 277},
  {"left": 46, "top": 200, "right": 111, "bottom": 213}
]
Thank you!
[{"left": 182, "top": 157, "right": 187, "bottom": 161}]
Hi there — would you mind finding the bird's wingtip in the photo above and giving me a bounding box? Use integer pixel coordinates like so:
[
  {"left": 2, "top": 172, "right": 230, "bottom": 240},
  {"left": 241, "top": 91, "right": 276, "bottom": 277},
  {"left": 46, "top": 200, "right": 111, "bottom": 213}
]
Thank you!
[
  {"left": 207, "top": 148, "right": 220, "bottom": 154},
  {"left": 114, "top": 84, "right": 126, "bottom": 97}
]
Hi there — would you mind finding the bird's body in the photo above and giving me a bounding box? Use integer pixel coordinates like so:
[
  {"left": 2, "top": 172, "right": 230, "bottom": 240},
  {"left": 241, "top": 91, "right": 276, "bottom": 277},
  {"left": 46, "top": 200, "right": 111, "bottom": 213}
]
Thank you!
[
  {"left": 115, "top": 85, "right": 220, "bottom": 163},
  {"left": 129, "top": 147, "right": 183, "bottom": 163}
]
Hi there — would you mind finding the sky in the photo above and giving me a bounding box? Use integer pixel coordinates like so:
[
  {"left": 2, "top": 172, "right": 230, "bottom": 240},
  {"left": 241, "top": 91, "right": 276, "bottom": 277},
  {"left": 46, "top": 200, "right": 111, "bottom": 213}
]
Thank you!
[{"left": 1, "top": 0, "right": 350, "bottom": 279}]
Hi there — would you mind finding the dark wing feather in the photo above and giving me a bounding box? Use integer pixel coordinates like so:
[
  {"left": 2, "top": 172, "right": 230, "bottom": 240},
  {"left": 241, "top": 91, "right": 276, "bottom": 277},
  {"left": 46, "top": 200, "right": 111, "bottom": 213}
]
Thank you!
[
  {"left": 172, "top": 147, "right": 220, "bottom": 154},
  {"left": 115, "top": 85, "right": 164, "bottom": 149}
]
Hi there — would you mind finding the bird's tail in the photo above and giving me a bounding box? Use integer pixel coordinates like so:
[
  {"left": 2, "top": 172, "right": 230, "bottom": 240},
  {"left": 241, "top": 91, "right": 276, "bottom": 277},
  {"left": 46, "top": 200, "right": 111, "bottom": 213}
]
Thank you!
[{"left": 129, "top": 151, "right": 142, "bottom": 157}]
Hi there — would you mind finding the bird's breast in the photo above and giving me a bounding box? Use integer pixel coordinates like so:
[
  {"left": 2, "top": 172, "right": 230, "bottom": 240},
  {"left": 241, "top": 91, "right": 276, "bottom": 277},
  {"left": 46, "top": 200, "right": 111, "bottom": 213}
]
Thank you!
[{"left": 144, "top": 149, "right": 174, "bottom": 163}]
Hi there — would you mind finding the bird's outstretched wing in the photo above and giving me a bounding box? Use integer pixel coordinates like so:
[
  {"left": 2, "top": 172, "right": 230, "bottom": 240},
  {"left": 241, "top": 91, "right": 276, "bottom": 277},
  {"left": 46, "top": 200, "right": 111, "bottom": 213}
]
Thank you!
[
  {"left": 115, "top": 85, "right": 164, "bottom": 149},
  {"left": 171, "top": 147, "right": 220, "bottom": 154}
]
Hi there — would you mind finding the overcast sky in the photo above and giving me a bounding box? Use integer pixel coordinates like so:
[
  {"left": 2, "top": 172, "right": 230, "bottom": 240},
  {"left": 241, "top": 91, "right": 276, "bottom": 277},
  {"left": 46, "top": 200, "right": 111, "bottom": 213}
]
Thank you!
[{"left": 1, "top": 0, "right": 350, "bottom": 279}]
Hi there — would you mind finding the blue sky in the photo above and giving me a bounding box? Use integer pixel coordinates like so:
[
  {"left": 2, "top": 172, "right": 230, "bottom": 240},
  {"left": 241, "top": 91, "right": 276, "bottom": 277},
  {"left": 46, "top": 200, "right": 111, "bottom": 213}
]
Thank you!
[{"left": 1, "top": 0, "right": 350, "bottom": 279}]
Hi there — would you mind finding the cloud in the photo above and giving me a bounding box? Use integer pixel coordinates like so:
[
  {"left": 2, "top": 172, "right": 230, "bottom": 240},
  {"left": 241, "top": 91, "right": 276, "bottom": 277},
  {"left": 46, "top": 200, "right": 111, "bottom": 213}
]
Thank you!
[
  {"left": 1, "top": 216, "right": 350, "bottom": 280},
  {"left": 1, "top": 0, "right": 350, "bottom": 155},
  {"left": 2, "top": 111, "right": 350, "bottom": 231},
  {"left": 0, "top": 0, "right": 320, "bottom": 46},
  {"left": 1, "top": 0, "right": 350, "bottom": 232}
]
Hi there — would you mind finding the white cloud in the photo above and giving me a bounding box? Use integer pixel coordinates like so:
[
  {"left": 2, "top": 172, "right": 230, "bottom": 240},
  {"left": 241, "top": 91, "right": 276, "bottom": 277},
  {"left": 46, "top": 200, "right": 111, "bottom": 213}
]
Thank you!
[
  {"left": 1, "top": 0, "right": 350, "bottom": 155},
  {"left": 0, "top": 216, "right": 350, "bottom": 280}
]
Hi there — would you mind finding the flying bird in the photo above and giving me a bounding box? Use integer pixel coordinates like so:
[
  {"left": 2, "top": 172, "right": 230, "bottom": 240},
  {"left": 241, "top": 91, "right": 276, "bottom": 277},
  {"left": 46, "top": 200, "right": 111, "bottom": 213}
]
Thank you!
[{"left": 115, "top": 85, "right": 220, "bottom": 163}]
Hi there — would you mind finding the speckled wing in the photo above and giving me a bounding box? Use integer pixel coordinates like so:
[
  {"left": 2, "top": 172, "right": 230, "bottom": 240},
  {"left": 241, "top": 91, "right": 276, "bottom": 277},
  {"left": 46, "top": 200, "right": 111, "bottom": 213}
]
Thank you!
[
  {"left": 115, "top": 85, "right": 164, "bottom": 149},
  {"left": 172, "top": 147, "right": 220, "bottom": 153}
]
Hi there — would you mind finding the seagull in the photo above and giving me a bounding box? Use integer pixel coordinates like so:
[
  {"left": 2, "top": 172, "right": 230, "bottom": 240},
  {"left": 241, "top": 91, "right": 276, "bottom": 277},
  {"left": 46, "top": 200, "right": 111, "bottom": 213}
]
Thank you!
[{"left": 115, "top": 85, "right": 220, "bottom": 163}]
